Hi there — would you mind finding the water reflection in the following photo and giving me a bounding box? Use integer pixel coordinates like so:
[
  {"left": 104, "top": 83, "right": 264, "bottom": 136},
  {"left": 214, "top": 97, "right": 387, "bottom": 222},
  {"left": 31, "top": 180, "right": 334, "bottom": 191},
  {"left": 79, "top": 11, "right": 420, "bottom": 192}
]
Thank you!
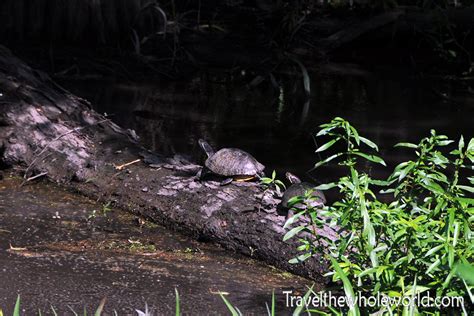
[{"left": 60, "top": 66, "right": 474, "bottom": 185}]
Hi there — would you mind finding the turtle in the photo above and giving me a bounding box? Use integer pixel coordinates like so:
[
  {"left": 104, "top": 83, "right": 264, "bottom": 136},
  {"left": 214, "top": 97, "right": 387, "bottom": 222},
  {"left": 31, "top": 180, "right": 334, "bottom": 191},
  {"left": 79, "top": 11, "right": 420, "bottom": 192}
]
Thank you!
[
  {"left": 196, "top": 139, "right": 265, "bottom": 185},
  {"left": 280, "top": 172, "right": 326, "bottom": 219}
]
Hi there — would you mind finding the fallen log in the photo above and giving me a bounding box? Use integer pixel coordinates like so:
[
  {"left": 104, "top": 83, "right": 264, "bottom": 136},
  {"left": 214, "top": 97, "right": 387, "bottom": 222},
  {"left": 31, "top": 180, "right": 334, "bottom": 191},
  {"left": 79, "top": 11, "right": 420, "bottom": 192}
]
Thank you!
[{"left": 0, "top": 45, "right": 338, "bottom": 280}]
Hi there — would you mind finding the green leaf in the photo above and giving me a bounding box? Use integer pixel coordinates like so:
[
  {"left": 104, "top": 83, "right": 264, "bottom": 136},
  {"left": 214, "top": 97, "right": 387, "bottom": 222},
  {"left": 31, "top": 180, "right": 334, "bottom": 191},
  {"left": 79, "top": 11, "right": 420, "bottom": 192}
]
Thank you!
[
  {"left": 329, "top": 258, "right": 360, "bottom": 316},
  {"left": 398, "top": 161, "right": 415, "bottom": 181},
  {"left": 315, "top": 182, "right": 338, "bottom": 190},
  {"left": 369, "top": 179, "right": 392, "bottom": 186},
  {"left": 268, "top": 290, "right": 275, "bottom": 316},
  {"left": 456, "top": 185, "right": 474, "bottom": 194},
  {"left": 316, "top": 138, "right": 340, "bottom": 153},
  {"left": 283, "top": 212, "right": 305, "bottom": 229},
  {"left": 287, "top": 195, "right": 305, "bottom": 208},
  {"left": 422, "top": 180, "right": 445, "bottom": 195},
  {"left": 457, "top": 263, "right": 474, "bottom": 285},
  {"left": 466, "top": 138, "right": 474, "bottom": 153},
  {"left": 283, "top": 226, "right": 306, "bottom": 241},
  {"left": 405, "top": 286, "right": 430, "bottom": 296},
  {"left": 94, "top": 298, "right": 106, "bottom": 316},
  {"left": 426, "top": 258, "right": 441, "bottom": 274},
  {"left": 13, "top": 295, "right": 20, "bottom": 316},
  {"left": 352, "top": 152, "right": 386, "bottom": 166},
  {"left": 425, "top": 244, "right": 444, "bottom": 257},
  {"left": 275, "top": 180, "right": 286, "bottom": 189},
  {"left": 438, "top": 140, "right": 454, "bottom": 146},
  {"left": 293, "top": 285, "right": 314, "bottom": 316},
  {"left": 314, "top": 153, "right": 343, "bottom": 168},
  {"left": 349, "top": 126, "right": 360, "bottom": 145},
  {"left": 175, "top": 288, "right": 180, "bottom": 316},
  {"left": 395, "top": 142, "right": 418, "bottom": 149},
  {"left": 442, "top": 267, "right": 456, "bottom": 290},
  {"left": 359, "top": 136, "right": 379, "bottom": 151},
  {"left": 459, "top": 135, "right": 465, "bottom": 152},
  {"left": 289, "top": 252, "right": 312, "bottom": 264},
  {"left": 219, "top": 293, "right": 241, "bottom": 316},
  {"left": 357, "top": 267, "right": 378, "bottom": 278},
  {"left": 316, "top": 125, "right": 337, "bottom": 136}
]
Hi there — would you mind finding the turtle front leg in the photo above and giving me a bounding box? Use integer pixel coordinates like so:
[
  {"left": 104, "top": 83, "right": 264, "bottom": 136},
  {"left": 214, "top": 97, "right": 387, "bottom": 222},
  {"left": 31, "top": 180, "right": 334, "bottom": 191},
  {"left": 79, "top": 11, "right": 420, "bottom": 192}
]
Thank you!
[{"left": 196, "top": 167, "right": 209, "bottom": 181}]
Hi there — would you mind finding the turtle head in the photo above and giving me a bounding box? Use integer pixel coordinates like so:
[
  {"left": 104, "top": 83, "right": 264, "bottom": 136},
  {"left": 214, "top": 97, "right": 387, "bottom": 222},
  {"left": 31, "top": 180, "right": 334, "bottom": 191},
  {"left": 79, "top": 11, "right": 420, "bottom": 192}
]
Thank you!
[
  {"left": 198, "top": 139, "right": 215, "bottom": 158},
  {"left": 285, "top": 172, "right": 301, "bottom": 184}
]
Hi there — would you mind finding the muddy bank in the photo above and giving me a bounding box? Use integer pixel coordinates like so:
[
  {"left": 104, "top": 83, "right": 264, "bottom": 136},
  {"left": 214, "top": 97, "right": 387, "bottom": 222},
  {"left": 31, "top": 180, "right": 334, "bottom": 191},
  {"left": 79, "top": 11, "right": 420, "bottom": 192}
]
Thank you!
[
  {"left": 0, "top": 45, "right": 338, "bottom": 280},
  {"left": 0, "top": 174, "right": 314, "bottom": 314}
]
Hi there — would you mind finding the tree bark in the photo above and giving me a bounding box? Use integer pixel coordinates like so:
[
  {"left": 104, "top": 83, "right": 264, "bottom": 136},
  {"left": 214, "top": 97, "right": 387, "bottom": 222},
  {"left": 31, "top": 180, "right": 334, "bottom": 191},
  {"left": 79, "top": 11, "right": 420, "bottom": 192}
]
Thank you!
[{"left": 0, "top": 45, "right": 338, "bottom": 281}]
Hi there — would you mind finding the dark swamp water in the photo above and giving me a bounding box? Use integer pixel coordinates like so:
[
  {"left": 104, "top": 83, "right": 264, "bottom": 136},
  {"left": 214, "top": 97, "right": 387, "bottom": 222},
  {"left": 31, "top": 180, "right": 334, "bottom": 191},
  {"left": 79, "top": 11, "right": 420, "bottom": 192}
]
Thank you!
[
  {"left": 61, "top": 65, "right": 474, "bottom": 186},
  {"left": 1, "top": 64, "right": 473, "bottom": 314}
]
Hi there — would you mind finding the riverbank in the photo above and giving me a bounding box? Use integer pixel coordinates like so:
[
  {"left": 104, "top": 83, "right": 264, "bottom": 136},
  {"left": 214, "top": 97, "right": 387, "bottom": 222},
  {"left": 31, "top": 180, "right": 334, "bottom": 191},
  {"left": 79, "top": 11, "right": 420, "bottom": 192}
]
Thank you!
[
  {"left": 0, "top": 173, "right": 312, "bottom": 314},
  {"left": 0, "top": 45, "right": 338, "bottom": 281}
]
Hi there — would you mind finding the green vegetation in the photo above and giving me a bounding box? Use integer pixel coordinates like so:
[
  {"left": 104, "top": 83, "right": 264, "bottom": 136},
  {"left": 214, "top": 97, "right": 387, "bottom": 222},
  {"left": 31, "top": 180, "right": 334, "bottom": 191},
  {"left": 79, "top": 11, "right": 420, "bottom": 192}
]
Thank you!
[
  {"left": 101, "top": 239, "right": 156, "bottom": 253},
  {"left": 0, "top": 296, "right": 107, "bottom": 316},
  {"left": 1, "top": 291, "right": 278, "bottom": 316},
  {"left": 261, "top": 170, "right": 287, "bottom": 196},
  {"left": 87, "top": 201, "right": 113, "bottom": 220},
  {"left": 3, "top": 118, "right": 472, "bottom": 314},
  {"left": 284, "top": 117, "right": 474, "bottom": 314}
]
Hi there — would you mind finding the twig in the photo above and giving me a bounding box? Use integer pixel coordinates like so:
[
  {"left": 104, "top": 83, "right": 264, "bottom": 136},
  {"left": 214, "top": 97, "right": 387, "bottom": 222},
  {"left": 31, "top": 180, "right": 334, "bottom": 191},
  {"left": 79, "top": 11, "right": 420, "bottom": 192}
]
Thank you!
[
  {"left": 9, "top": 243, "right": 27, "bottom": 251},
  {"left": 20, "top": 172, "right": 48, "bottom": 187},
  {"left": 114, "top": 159, "right": 141, "bottom": 171}
]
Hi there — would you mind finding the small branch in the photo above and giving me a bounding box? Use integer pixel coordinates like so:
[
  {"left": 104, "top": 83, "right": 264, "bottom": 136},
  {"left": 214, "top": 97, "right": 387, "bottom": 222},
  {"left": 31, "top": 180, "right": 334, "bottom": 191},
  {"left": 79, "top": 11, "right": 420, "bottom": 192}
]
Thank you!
[
  {"left": 20, "top": 172, "right": 48, "bottom": 187},
  {"left": 9, "top": 243, "right": 27, "bottom": 251},
  {"left": 114, "top": 159, "right": 141, "bottom": 171}
]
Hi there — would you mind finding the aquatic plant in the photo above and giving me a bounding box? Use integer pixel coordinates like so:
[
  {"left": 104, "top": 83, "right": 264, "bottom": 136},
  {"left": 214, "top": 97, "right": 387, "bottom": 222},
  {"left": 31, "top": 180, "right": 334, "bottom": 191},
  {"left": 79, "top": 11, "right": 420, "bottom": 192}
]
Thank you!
[{"left": 284, "top": 117, "right": 474, "bottom": 314}]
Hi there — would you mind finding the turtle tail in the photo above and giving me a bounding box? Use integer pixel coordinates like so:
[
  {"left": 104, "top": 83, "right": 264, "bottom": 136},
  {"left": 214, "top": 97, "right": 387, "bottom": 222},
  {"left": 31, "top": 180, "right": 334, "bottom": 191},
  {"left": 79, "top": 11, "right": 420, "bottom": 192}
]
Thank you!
[{"left": 198, "top": 139, "right": 215, "bottom": 158}]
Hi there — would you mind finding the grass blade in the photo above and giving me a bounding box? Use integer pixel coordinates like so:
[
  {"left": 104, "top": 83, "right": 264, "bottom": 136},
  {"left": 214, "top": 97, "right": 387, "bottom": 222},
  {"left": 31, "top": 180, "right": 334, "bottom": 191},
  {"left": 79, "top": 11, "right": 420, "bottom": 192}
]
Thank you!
[
  {"left": 219, "top": 292, "right": 241, "bottom": 316},
  {"left": 13, "top": 295, "right": 20, "bottom": 316},
  {"left": 330, "top": 258, "right": 360, "bottom": 316},
  {"left": 94, "top": 298, "right": 106, "bottom": 316},
  {"left": 175, "top": 288, "right": 180, "bottom": 316}
]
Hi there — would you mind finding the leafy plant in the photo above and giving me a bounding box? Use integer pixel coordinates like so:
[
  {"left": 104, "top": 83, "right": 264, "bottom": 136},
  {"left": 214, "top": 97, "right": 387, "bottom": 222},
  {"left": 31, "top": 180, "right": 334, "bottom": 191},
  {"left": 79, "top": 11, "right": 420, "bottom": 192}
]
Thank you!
[
  {"left": 261, "top": 170, "right": 286, "bottom": 196},
  {"left": 88, "top": 201, "right": 113, "bottom": 220},
  {"left": 284, "top": 117, "right": 474, "bottom": 314}
]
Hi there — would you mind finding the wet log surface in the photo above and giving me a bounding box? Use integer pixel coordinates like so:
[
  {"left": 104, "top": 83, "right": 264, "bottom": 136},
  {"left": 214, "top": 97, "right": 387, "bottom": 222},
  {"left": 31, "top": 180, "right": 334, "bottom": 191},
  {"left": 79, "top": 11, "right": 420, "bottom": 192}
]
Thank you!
[{"left": 0, "top": 45, "right": 338, "bottom": 280}]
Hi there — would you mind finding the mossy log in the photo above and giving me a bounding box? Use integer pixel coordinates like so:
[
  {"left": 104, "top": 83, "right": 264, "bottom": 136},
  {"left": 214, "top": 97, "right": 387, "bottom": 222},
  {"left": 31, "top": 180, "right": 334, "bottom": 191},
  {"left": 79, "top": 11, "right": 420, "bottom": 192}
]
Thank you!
[{"left": 0, "top": 45, "right": 339, "bottom": 280}]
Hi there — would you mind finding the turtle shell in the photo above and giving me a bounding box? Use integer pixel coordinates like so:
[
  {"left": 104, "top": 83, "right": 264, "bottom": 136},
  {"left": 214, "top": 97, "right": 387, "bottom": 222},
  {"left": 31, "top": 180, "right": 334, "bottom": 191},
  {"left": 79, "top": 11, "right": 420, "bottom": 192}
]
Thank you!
[
  {"left": 205, "top": 148, "right": 265, "bottom": 177},
  {"left": 280, "top": 182, "right": 326, "bottom": 209}
]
